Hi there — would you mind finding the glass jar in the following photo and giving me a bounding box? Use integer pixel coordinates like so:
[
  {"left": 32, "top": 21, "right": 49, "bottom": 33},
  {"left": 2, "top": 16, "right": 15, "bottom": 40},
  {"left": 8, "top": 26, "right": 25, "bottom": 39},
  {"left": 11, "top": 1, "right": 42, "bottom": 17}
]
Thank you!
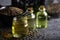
[{"left": 12, "top": 15, "right": 28, "bottom": 38}]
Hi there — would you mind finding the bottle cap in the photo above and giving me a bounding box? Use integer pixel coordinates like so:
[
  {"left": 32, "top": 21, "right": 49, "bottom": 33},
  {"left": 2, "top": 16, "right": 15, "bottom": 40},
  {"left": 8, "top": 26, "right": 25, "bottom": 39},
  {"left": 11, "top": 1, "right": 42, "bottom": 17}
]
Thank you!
[{"left": 39, "top": 5, "right": 46, "bottom": 11}]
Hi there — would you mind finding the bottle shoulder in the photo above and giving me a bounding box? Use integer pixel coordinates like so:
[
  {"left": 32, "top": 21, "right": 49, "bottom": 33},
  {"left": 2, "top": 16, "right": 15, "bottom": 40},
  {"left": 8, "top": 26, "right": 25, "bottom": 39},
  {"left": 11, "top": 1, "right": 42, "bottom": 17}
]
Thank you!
[
  {"left": 37, "top": 11, "right": 47, "bottom": 15},
  {"left": 44, "top": 11, "right": 47, "bottom": 16}
]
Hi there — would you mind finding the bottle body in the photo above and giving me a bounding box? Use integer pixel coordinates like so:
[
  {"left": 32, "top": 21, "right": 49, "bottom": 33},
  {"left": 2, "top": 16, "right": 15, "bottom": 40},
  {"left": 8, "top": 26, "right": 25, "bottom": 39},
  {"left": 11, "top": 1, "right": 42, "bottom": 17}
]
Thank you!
[
  {"left": 12, "top": 16, "right": 28, "bottom": 38},
  {"left": 36, "top": 11, "right": 47, "bottom": 28},
  {"left": 27, "top": 13, "right": 35, "bottom": 30}
]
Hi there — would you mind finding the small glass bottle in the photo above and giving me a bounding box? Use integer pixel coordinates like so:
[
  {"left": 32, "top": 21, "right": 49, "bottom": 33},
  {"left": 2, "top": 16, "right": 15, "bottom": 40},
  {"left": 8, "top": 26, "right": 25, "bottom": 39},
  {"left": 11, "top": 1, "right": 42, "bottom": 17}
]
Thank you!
[
  {"left": 24, "top": 7, "right": 35, "bottom": 31},
  {"left": 12, "top": 10, "right": 28, "bottom": 38},
  {"left": 36, "top": 5, "right": 48, "bottom": 29}
]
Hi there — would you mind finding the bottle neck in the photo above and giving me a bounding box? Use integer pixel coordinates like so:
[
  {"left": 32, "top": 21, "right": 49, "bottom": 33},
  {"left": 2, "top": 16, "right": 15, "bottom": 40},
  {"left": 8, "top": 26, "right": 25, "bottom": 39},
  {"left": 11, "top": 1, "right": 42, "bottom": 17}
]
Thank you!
[
  {"left": 26, "top": 10, "right": 33, "bottom": 14},
  {"left": 39, "top": 8, "right": 46, "bottom": 12}
]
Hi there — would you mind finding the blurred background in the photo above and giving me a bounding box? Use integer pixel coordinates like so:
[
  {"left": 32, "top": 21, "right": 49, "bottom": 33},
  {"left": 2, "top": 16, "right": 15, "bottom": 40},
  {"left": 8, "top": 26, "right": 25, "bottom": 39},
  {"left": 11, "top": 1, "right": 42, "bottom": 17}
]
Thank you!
[{"left": 0, "top": 0, "right": 60, "bottom": 17}]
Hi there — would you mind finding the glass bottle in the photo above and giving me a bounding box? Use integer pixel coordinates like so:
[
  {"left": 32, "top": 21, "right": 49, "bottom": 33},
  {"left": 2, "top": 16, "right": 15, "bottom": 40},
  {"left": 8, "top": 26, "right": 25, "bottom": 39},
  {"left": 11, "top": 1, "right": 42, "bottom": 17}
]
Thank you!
[
  {"left": 36, "top": 5, "right": 48, "bottom": 29},
  {"left": 24, "top": 7, "right": 35, "bottom": 31},
  {"left": 12, "top": 11, "right": 28, "bottom": 38}
]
